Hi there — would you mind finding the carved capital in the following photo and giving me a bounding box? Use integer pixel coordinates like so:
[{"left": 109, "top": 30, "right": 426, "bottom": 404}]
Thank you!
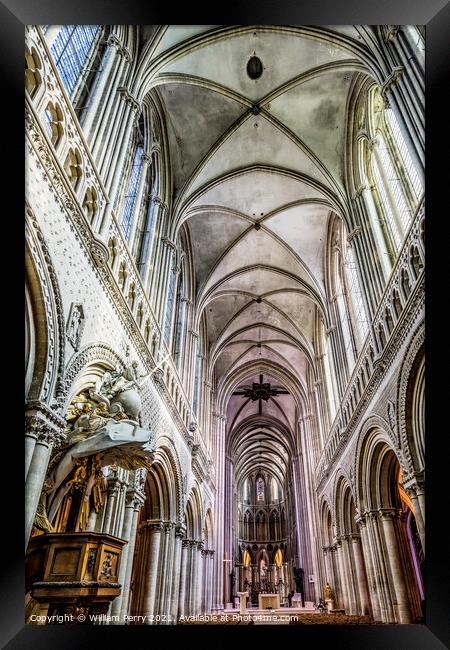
[
  {"left": 381, "top": 66, "right": 405, "bottom": 105},
  {"left": 25, "top": 401, "right": 67, "bottom": 448},
  {"left": 117, "top": 86, "right": 140, "bottom": 113},
  {"left": 125, "top": 489, "right": 145, "bottom": 509},
  {"left": 175, "top": 524, "right": 187, "bottom": 539},
  {"left": 351, "top": 186, "right": 368, "bottom": 201},
  {"left": 347, "top": 226, "right": 362, "bottom": 242},
  {"left": 161, "top": 236, "right": 176, "bottom": 251},
  {"left": 106, "top": 34, "right": 123, "bottom": 51},
  {"left": 385, "top": 25, "right": 400, "bottom": 42},
  {"left": 144, "top": 519, "right": 164, "bottom": 533},
  {"left": 164, "top": 521, "right": 174, "bottom": 534},
  {"left": 378, "top": 508, "right": 397, "bottom": 521}
]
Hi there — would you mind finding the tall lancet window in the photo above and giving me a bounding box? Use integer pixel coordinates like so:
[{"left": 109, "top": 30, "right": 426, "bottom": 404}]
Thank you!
[
  {"left": 343, "top": 243, "right": 369, "bottom": 344},
  {"left": 368, "top": 86, "right": 423, "bottom": 255},
  {"left": 257, "top": 477, "right": 265, "bottom": 503},
  {"left": 49, "top": 26, "right": 101, "bottom": 97},
  {"left": 192, "top": 352, "right": 202, "bottom": 416},
  {"left": 385, "top": 107, "right": 423, "bottom": 200},
  {"left": 121, "top": 144, "right": 144, "bottom": 241},
  {"left": 172, "top": 271, "right": 185, "bottom": 367},
  {"left": 163, "top": 264, "right": 176, "bottom": 344}
]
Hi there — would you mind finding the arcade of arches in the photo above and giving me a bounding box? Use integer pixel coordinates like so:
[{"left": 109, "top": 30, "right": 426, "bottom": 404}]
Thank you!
[{"left": 25, "top": 25, "right": 425, "bottom": 624}]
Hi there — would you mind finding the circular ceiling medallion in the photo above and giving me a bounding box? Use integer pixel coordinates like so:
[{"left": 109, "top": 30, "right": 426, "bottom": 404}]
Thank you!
[{"left": 247, "top": 56, "right": 263, "bottom": 80}]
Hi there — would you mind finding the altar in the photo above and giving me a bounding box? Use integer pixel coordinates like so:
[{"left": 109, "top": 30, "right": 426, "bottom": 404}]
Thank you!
[{"left": 258, "top": 593, "right": 280, "bottom": 609}]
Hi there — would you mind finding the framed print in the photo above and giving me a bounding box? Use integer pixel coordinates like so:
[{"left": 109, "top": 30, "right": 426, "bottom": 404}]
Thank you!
[{"left": 5, "top": 0, "right": 449, "bottom": 647}]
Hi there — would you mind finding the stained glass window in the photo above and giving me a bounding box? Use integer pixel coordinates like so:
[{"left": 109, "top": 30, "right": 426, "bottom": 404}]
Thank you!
[{"left": 50, "top": 26, "right": 101, "bottom": 97}]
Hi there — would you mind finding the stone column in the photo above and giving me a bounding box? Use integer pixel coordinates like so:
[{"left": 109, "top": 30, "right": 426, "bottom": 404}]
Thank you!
[
  {"left": 141, "top": 197, "right": 167, "bottom": 292},
  {"left": 128, "top": 153, "right": 152, "bottom": 251},
  {"left": 351, "top": 534, "right": 371, "bottom": 616},
  {"left": 25, "top": 433, "right": 53, "bottom": 547},
  {"left": 357, "top": 514, "right": 380, "bottom": 620},
  {"left": 335, "top": 539, "right": 349, "bottom": 611},
  {"left": 342, "top": 534, "right": 358, "bottom": 614},
  {"left": 111, "top": 490, "right": 145, "bottom": 621},
  {"left": 158, "top": 522, "right": 175, "bottom": 620},
  {"left": 154, "top": 236, "right": 176, "bottom": 327},
  {"left": 83, "top": 32, "right": 129, "bottom": 157},
  {"left": 379, "top": 509, "right": 412, "bottom": 623},
  {"left": 367, "top": 510, "right": 395, "bottom": 622},
  {"left": 120, "top": 499, "right": 145, "bottom": 619},
  {"left": 405, "top": 479, "right": 425, "bottom": 553},
  {"left": 189, "top": 540, "right": 199, "bottom": 615},
  {"left": 200, "top": 548, "right": 208, "bottom": 613},
  {"left": 98, "top": 87, "right": 140, "bottom": 237},
  {"left": 169, "top": 525, "right": 184, "bottom": 622},
  {"left": 141, "top": 521, "right": 163, "bottom": 623},
  {"left": 322, "top": 546, "right": 334, "bottom": 588},
  {"left": 102, "top": 476, "right": 121, "bottom": 535},
  {"left": 25, "top": 430, "right": 37, "bottom": 480},
  {"left": 195, "top": 542, "right": 204, "bottom": 614},
  {"left": 178, "top": 539, "right": 190, "bottom": 618},
  {"left": 25, "top": 405, "right": 66, "bottom": 548},
  {"left": 212, "top": 413, "right": 227, "bottom": 611}
]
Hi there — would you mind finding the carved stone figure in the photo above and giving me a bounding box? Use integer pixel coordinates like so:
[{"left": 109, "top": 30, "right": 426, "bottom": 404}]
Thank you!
[
  {"left": 324, "top": 583, "right": 335, "bottom": 601},
  {"left": 67, "top": 303, "right": 84, "bottom": 350},
  {"left": 89, "top": 362, "right": 144, "bottom": 421},
  {"left": 34, "top": 366, "right": 155, "bottom": 532}
]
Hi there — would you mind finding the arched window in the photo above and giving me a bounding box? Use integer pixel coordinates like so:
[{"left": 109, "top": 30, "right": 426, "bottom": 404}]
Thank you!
[
  {"left": 271, "top": 477, "right": 280, "bottom": 502},
  {"left": 48, "top": 26, "right": 102, "bottom": 102},
  {"left": 384, "top": 107, "right": 423, "bottom": 200},
  {"left": 257, "top": 476, "right": 265, "bottom": 503},
  {"left": 192, "top": 349, "right": 202, "bottom": 417},
  {"left": 368, "top": 86, "right": 423, "bottom": 255},
  {"left": 343, "top": 241, "right": 369, "bottom": 344},
  {"left": 172, "top": 270, "right": 185, "bottom": 367},
  {"left": 163, "top": 261, "right": 176, "bottom": 344},
  {"left": 121, "top": 143, "right": 144, "bottom": 241}
]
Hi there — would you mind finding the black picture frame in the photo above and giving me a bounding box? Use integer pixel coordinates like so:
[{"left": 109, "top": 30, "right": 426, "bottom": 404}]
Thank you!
[{"left": 9, "top": 1, "right": 450, "bottom": 647}]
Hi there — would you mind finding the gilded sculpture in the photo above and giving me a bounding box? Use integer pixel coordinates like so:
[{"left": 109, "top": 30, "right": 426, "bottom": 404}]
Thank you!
[{"left": 33, "top": 363, "right": 155, "bottom": 534}]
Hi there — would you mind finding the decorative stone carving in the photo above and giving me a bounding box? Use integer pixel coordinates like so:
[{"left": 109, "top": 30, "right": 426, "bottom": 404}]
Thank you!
[
  {"left": 66, "top": 303, "right": 85, "bottom": 350},
  {"left": 387, "top": 400, "right": 397, "bottom": 434},
  {"left": 381, "top": 66, "right": 405, "bottom": 106},
  {"left": 34, "top": 363, "right": 156, "bottom": 532},
  {"left": 89, "top": 237, "right": 110, "bottom": 267}
]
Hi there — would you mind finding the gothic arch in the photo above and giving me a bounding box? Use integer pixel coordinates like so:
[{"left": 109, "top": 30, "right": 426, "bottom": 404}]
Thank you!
[
  {"left": 354, "top": 415, "right": 406, "bottom": 512},
  {"left": 60, "top": 342, "right": 126, "bottom": 410},
  {"left": 355, "top": 424, "right": 406, "bottom": 514},
  {"left": 153, "top": 436, "right": 184, "bottom": 522},
  {"left": 25, "top": 204, "right": 66, "bottom": 406},
  {"left": 185, "top": 484, "right": 204, "bottom": 539},
  {"left": 397, "top": 323, "right": 425, "bottom": 476},
  {"left": 333, "top": 472, "right": 355, "bottom": 537}
]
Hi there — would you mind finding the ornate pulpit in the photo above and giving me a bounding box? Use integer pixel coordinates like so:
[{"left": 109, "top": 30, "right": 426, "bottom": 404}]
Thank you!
[{"left": 26, "top": 532, "right": 126, "bottom": 623}]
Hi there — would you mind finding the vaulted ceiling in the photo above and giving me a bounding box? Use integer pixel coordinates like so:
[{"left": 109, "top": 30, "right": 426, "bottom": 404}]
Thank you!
[{"left": 140, "top": 25, "right": 374, "bottom": 479}]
